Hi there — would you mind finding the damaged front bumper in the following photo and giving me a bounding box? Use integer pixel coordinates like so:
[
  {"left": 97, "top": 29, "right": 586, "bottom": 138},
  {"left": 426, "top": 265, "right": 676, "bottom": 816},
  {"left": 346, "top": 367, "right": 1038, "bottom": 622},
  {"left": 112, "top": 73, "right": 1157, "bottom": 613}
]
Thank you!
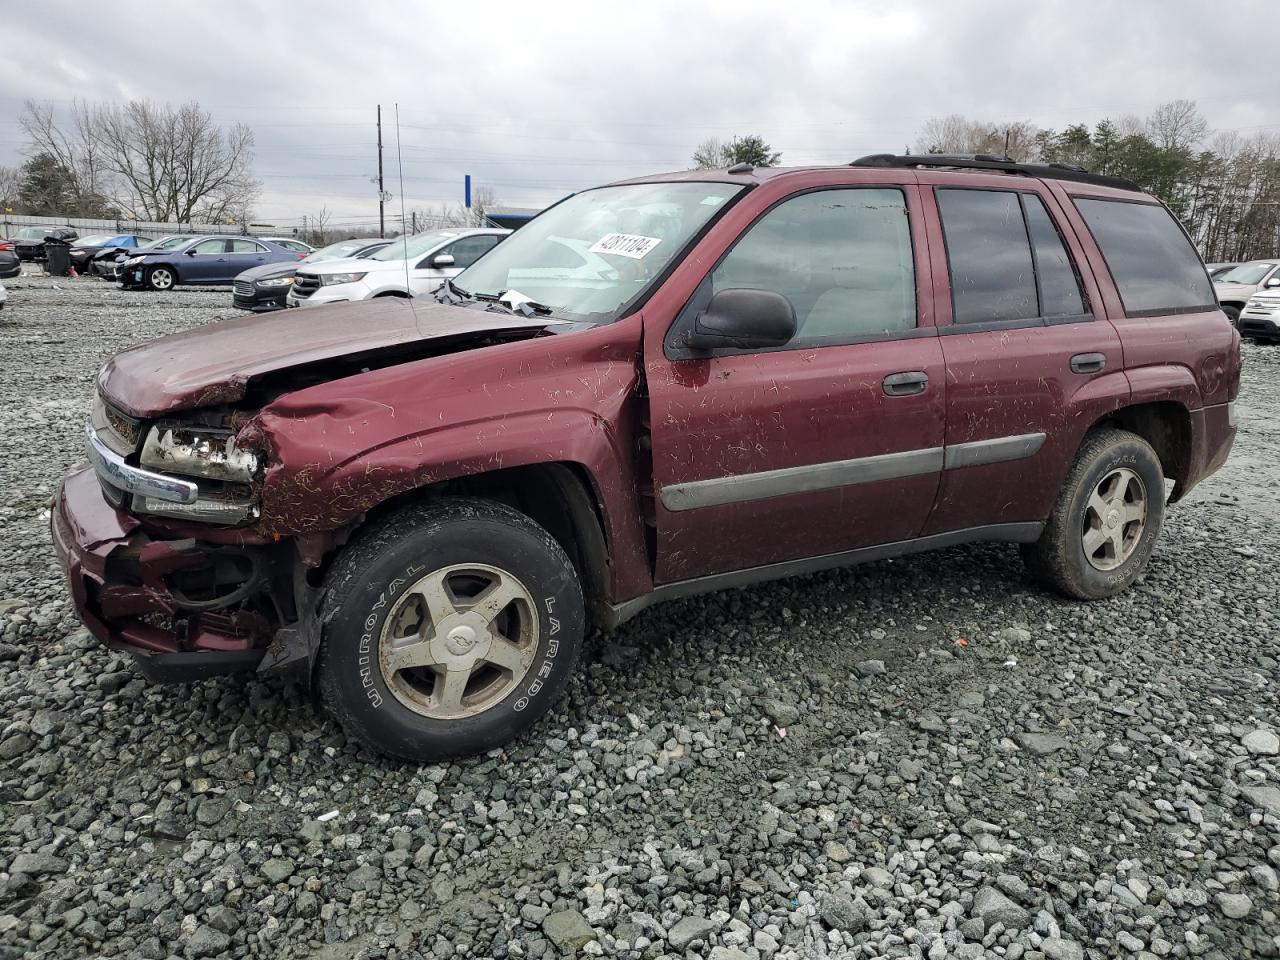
[{"left": 50, "top": 466, "right": 297, "bottom": 682}]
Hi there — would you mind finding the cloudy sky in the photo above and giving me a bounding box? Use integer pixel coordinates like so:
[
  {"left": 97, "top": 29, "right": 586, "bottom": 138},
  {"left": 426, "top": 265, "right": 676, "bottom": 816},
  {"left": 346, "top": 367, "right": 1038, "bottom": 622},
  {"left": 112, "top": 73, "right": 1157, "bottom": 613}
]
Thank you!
[{"left": 1, "top": 0, "right": 1276, "bottom": 231}]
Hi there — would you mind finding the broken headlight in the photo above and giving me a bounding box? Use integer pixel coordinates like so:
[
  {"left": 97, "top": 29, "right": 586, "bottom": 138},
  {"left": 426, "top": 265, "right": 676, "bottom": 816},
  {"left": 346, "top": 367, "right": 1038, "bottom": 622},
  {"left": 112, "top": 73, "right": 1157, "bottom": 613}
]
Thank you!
[{"left": 134, "top": 424, "right": 261, "bottom": 524}]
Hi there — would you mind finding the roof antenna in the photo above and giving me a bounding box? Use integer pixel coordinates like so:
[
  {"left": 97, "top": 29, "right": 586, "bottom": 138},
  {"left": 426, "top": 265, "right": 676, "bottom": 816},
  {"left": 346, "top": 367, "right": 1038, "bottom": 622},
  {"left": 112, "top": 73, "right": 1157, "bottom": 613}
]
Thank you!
[{"left": 395, "top": 102, "right": 414, "bottom": 326}]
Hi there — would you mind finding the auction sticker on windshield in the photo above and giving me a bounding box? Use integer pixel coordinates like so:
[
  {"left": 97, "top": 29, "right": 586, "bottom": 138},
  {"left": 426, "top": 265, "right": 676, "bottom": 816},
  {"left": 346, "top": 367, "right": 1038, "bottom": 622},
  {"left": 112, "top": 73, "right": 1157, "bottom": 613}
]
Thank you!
[{"left": 589, "top": 233, "right": 661, "bottom": 259}]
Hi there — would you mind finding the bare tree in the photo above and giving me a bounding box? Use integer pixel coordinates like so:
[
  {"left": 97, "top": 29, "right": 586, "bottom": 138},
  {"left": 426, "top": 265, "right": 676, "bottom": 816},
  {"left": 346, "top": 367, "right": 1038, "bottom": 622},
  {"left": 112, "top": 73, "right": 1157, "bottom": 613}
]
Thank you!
[
  {"left": 19, "top": 100, "right": 108, "bottom": 210},
  {"left": 470, "top": 186, "right": 498, "bottom": 227},
  {"left": 0, "top": 166, "right": 19, "bottom": 211},
  {"left": 692, "top": 136, "right": 729, "bottom": 169},
  {"left": 308, "top": 205, "right": 332, "bottom": 244},
  {"left": 21, "top": 98, "right": 259, "bottom": 223},
  {"left": 916, "top": 115, "right": 1041, "bottom": 162},
  {"left": 1148, "top": 99, "right": 1209, "bottom": 152}
]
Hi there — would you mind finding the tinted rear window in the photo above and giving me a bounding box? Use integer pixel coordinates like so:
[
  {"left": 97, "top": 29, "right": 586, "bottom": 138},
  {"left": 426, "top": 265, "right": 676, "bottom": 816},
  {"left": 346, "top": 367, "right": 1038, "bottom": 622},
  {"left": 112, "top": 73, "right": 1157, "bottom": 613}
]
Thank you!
[
  {"left": 936, "top": 189, "right": 1037, "bottom": 324},
  {"left": 1073, "top": 198, "right": 1214, "bottom": 315}
]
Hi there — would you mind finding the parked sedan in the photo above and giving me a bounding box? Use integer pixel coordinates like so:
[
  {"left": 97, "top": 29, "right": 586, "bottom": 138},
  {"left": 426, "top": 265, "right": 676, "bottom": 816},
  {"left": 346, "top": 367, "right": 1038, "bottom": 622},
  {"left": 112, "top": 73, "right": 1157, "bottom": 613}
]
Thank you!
[
  {"left": 0, "top": 241, "right": 20, "bottom": 280},
  {"left": 119, "top": 236, "right": 310, "bottom": 291},
  {"left": 9, "top": 225, "right": 77, "bottom": 261},
  {"left": 93, "top": 235, "right": 199, "bottom": 279},
  {"left": 68, "top": 234, "right": 151, "bottom": 274},
  {"left": 287, "top": 228, "right": 509, "bottom": 307},
  {"left": 234, "top": 237, "right": 390, "bottom": 312}
]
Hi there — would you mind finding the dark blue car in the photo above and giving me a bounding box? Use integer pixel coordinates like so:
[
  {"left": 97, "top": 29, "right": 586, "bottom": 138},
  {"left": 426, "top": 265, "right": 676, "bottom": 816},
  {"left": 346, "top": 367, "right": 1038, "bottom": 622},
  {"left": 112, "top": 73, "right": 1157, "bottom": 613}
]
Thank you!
[{"left": 118, "top": 235, "right": 310, "bottom": 291}]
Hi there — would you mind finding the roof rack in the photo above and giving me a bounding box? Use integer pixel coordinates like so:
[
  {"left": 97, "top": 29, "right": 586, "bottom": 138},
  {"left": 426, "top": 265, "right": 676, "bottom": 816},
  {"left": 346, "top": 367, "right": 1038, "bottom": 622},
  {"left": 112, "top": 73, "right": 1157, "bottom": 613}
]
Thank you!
[{"left": 850, "top": 153, "right": 1141, "bottom": 192}]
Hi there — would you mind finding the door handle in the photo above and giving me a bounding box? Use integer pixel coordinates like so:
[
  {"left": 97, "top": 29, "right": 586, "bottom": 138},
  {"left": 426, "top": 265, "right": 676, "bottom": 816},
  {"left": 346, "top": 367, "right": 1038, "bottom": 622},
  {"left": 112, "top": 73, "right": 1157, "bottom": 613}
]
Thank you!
[
  {"left": 1070, "top": 353, "right": 1106, "bottom": 375},
  {"left": 883, "top": 371, "right": 929, "bottom": 396}
]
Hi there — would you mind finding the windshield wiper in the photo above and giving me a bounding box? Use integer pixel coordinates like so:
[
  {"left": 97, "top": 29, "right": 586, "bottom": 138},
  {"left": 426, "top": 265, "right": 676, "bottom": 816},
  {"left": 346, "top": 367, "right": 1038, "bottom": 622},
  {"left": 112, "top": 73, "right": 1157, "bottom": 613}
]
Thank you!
[
  {"left": 497, "top": 290, "right": 555, "bottom": 316},
  {"left": 435, "top": 278, "right": 475, "bottom": 304}
]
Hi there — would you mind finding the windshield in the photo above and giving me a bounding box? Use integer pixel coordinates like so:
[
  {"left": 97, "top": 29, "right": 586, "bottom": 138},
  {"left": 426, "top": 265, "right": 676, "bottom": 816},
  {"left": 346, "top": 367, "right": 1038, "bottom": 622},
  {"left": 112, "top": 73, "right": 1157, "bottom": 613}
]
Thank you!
[
  {"left": 370, "top": 230, "right": 459, "bottom": 262},
  {"left": 17, "top": 226, "right": 53, "bottom": 239},
  {"left": 307, "top": 239, "right": 384, "bottom": 263},
  {"left": 1218, "top": 262, "right": 1278, "bottom": 285},
  {"left": 455, "top": 181, "right": 744, "bottom": 320},
  {"left": 77, "top": 234, "right": 113, "bottom": 246}
]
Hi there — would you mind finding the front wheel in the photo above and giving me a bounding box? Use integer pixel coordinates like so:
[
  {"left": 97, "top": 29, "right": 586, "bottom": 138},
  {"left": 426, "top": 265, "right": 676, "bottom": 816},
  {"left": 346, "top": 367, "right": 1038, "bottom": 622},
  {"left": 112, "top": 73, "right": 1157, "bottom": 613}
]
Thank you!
[
  {"left": 146, "top": 265, "right": 176, "bottom": 291},
  {"left": 1022, "top": 428, "right": 1165, "bottom": 600},
  {"left": 1222, "top": 304, "right": 1241, "bottom": 325},
  {"left": 317, "top": 498, "right": 584, "bottom": 762}
]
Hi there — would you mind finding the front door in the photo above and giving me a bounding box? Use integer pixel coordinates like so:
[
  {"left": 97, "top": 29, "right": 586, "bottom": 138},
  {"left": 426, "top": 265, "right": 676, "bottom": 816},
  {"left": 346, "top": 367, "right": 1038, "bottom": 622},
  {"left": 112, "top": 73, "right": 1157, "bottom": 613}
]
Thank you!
[
  {"left": 183, "top": 238, "right": 230, "bottom": 282},
  {"left": 646, "top": 184, "right": 947, "bottom": 583}
]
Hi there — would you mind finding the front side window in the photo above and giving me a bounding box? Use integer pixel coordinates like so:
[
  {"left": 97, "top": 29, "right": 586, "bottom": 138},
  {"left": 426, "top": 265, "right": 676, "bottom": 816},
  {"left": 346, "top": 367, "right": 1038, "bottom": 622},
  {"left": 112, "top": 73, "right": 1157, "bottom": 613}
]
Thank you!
[
  {"left": 191, "top": 238, "right": 226, "bottom": 255},
  {"left": 442, "top": 235, "right": 502, "bottom": 268},
  {"left": 1073, "top": 198, "right": 1215, "bottom": 315},
  {"left": 455, "top": 181, "right": 744, "bottom": 321},
  {"left": 710, "top": 187, "right": 916, "bottom": 342}
]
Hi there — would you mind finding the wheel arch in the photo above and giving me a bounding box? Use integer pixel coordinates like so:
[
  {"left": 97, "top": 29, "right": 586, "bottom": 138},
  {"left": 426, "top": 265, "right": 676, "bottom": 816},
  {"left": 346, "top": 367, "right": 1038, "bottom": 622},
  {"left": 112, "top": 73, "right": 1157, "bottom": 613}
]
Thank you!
[
  {"left": 357, "top": 461, "right": 613, "bottom": 611},
  {"left": 1087, "top": 401, "right": 1193, "bottom": 500}
]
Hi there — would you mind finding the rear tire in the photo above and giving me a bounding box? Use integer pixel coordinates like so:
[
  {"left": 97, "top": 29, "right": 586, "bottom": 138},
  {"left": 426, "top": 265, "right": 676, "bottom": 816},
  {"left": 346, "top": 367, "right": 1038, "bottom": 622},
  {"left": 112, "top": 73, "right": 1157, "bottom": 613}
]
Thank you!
[
  {"left": 1022, "top": 428, "right": 1165, "bottom": 600},
  {"left": 147, "top": 265, "right": 175, "bottom": 291},
  {"left": 317, "top": 498, "right": 584, "bottom": 762}
]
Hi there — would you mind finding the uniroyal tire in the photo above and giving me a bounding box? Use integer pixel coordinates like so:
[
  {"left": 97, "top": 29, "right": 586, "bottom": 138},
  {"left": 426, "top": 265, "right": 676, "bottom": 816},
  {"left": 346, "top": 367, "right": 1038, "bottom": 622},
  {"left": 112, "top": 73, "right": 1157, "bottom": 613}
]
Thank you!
[
  {"left": 317, "top": 498, "right": 584, "bottom": 762},
  {"left": 1022, "top": 428, "right": 1165, "bottom": 600}
]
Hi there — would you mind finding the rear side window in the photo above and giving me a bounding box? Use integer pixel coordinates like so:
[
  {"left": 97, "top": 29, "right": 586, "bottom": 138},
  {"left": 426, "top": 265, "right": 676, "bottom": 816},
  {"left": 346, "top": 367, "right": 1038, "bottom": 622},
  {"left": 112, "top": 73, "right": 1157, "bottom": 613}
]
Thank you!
[
  {"left": 1023, "top": 195, "right": 1085, "bottom": 317},
  {"left": 1073, "top": 198, "right": 1214, "bottom": 315},
  {"left": 937, "top": 189, "right": 1038, "bottom": 324}
]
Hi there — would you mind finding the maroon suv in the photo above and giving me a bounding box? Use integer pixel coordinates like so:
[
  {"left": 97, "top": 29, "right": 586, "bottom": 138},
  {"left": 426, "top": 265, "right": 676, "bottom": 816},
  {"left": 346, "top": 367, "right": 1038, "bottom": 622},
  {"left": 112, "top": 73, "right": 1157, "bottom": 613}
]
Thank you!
[{"left": 52, "top": 154, "right": 1240, "bottom": 761}]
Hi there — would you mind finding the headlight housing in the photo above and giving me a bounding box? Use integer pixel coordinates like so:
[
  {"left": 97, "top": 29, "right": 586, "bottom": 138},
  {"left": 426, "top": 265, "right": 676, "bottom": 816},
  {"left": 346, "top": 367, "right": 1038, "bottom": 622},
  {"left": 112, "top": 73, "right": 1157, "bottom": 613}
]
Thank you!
[
  {"left": 320, "top": 272, "right": 367, "bottom": 286},
  {"left": 257, "top": 276, "right": 295, "bottom": 288},
  {"left": 133, "top": 424, "right": 261, "bottom": 524}
]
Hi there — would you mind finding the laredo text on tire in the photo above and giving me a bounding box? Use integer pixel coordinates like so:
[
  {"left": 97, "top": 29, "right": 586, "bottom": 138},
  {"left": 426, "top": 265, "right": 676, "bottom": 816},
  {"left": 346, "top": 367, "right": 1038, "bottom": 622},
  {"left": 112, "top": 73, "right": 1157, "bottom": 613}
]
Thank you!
[
  {"left": 1022, "top": 427, "right": 1166, "bottom": 600},
  {"left": 317, "top": 498, "right": 584, "bottom": 762}
]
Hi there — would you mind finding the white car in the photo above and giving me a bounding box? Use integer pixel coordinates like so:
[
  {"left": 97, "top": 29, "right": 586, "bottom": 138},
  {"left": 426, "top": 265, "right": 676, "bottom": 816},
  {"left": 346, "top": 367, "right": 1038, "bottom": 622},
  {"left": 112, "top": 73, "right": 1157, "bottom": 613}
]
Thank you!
[
  {"left": 1239, "top": 289, "right": 1280, "bottom": 342},
  {"left": 287, "top": 228, "right": 509, "bottom": 308},
  {"left": 1214, "top": 259, "right": 1280, "bottom": 324},
  {"left": 0, "top": 280, "right": 6, "bottom": 309}
]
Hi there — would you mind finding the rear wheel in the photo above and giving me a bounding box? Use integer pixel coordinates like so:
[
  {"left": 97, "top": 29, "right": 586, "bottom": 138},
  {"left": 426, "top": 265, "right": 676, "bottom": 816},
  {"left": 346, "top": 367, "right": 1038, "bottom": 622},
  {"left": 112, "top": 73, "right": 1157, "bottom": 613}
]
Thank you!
[
  {"left": 1022, "top": 428, "right": 1165, "bottom": 599},
  {"left": 147, "top": 265, "right": 175, "bottom": 291},
  {"left": 317, "top": 498, "right": 584, "bottom": 761}
]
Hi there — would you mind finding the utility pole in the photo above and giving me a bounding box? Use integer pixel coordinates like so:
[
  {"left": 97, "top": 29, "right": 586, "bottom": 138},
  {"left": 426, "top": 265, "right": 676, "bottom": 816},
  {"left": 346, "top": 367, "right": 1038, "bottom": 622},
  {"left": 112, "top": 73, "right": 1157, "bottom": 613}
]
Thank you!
[{"left": 377, "top": 104, "right": 385, "bottom": 237}]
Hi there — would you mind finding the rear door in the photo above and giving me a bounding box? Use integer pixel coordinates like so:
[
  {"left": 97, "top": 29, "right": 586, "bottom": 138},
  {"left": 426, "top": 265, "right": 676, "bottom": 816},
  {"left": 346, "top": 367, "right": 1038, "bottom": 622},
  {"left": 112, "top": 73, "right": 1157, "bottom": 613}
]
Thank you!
[
  {"left": 225, "top": 239, "right": 270, "bottom": 279},
  {"left": 919, "top": 176, "right": 1126, "bottom": 535},
  {"left": 645, "top": 179, "right": 947, "bottom": 583}
]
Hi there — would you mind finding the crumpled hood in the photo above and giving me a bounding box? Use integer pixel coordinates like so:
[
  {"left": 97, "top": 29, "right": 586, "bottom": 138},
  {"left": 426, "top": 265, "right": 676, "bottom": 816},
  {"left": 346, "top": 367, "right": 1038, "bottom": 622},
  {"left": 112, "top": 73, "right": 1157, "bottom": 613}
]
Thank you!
[{"left": 99, "top": 297, "right": 550, "bottom": 418}]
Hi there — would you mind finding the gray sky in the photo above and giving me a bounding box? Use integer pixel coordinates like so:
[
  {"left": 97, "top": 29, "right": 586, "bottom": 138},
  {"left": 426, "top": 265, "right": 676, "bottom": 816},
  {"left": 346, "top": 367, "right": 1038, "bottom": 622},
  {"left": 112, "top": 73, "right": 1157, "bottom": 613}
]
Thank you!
[{"left": 1, "top": 0, "right": 1276, "bottom": 232}]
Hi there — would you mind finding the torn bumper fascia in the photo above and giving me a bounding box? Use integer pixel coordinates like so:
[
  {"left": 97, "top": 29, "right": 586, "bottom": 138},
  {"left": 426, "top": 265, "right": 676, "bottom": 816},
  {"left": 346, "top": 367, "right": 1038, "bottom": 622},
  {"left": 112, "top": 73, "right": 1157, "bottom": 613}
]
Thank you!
[{"left": 50, "top": 466, "right": 272, "bottom": 677}]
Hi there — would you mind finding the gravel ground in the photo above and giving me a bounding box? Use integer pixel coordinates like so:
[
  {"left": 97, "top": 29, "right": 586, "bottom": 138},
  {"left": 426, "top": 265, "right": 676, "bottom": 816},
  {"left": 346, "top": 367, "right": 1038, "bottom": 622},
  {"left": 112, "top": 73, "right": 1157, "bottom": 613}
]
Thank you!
[{"left": 1, "top": 274, "right": 1278, "bottom": 960}]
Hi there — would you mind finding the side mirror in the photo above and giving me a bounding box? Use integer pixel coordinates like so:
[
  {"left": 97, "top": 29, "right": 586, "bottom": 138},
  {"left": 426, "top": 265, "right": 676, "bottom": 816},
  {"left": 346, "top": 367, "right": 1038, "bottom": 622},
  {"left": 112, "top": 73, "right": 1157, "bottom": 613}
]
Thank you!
[
  {"left": 432, "top": 253, "right": 456, "bottom": 267},
  {"left": 686, "top": 288, "right": 796, "bottom": 352},
  {"left": 185, "top": 248, "right": 197, "bottom": 255},
  {"left": 1266, "top": 277, "right": 1280, "bottom": 289}
]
